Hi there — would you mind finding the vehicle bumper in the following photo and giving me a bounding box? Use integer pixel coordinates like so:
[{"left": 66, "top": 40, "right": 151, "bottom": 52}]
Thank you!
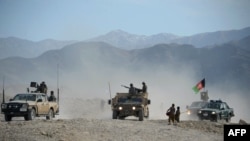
[{"left": 2, "top": 109, "right": 30, "bottom": 117}]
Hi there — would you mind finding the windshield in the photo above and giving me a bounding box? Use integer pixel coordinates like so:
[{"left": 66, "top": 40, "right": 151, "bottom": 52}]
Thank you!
[
  {"left": 206, "top": 103, "right": 220, "bottom": 109},
  {"left": 118, "top": 97, "right": 142, "bottom": 103},
  {"left": 13, "top": 94, "right": 36, "bottom": 101}
]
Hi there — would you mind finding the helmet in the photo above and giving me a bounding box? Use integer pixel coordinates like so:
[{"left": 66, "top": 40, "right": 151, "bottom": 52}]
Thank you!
[{"left": 130, "top": 83, "right": 133, "bottom": 87}]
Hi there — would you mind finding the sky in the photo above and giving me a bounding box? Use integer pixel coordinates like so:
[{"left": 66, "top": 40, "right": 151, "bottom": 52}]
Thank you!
[{"left": 0, "top": 0, "right": 250, "bottom": 41}]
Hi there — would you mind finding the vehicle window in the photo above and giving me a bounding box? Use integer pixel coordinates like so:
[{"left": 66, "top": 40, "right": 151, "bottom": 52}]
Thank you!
[
  {"left": 220, "top": 104, "right": 224, "bottom": 109},
  {"left": 207, "top": 103, "right": 220, "bottom": 109},
  {"left": 26, "top": 94, "right": 36, "bottom": 101},
  {"left": 118, "top": 97, "right": 142, "bottom": 103},
  {"left": 13, "top": 94, "right": 24, "bottom": 100},
  {"left": 13, "top": 94, "right": 36, "bottom": 101},
  {"left": 41, "top": 95, "right": 47, "bottom": 102},
  {"left": 224, "top": 103, "right": 230, "bottom": 109},
  {"left": 37, "top": 95, "right": 42, "bottom": 101}
]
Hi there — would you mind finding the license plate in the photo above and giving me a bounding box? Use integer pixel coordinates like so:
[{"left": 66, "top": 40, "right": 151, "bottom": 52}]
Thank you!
[{"left": 203, "top": 113, "right": 208, "bottom": 116}]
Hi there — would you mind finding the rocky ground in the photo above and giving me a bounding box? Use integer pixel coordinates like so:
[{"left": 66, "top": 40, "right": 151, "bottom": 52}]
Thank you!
[
  {"left": 1, "top": 98, "right": 247, "bottom": 141},
  {"left": 0, "top": 114, "right": 225, "bottom": 141}
]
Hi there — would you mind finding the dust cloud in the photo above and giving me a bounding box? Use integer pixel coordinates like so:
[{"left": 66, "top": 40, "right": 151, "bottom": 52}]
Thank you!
[{"left": 1, "top": 62, "right": 249, "bottom": 123}]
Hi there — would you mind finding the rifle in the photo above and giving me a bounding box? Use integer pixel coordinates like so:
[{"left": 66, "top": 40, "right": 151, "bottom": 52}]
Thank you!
[{"left": 121, "top": 85, "right": 129, "bottom": 89}]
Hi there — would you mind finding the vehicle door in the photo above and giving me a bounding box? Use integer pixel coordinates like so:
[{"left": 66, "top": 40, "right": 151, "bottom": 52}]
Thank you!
[
  {"left": 220, "top": 103, "right": 227, "bottom": 119},
  {"left": 36, "top": 94, "right": 45, "bottom": 114},
  {"left": 36, "top": 94, "right": 49, "bottom": 114},
  {"left": 41, "top": 94, "right": 50, "bottom": 114}
]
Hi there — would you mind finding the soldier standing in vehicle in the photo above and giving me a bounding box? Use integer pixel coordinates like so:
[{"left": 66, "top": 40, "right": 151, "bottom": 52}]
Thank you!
[
  {"left": 141, "top": 82, "right": 147, "bottom": 93},
  {"left": 40, "top": 81, "right": 47, "bottom": 94},
  {"left": 48, "top": 91, "right": 56, "bottom": 102},
  {"left": 167, "top": 103, "right": 176, "bottom": 125},
  {"left": 129, "top": 83, "right": 137, "bottom": 95},
  {"left": 175, "top": 106, "right": 180, "bottom": 123}
]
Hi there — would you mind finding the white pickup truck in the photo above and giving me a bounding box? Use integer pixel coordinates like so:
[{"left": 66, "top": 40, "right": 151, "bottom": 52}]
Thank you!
[
  {"left": 1, "top": 82, "right": 59, "bottom": 121},
  {"left": 1, "top": 92, "right": 59, "bottom": 121}
]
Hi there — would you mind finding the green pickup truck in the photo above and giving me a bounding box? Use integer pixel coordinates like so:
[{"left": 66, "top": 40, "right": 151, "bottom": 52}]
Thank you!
[{"left": 197, "top": 100, "right": 234, "bottom": 122}]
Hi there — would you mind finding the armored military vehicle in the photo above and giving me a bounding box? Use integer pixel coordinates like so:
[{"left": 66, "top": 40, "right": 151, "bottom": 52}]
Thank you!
[{"left": 108, "top": 86, "right": 151, "bottom": 121}]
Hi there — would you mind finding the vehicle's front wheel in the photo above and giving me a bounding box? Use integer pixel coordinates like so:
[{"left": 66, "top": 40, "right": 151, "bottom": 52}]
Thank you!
[
  {"left": 212, "top": 114, "right": 219, "bottom": 122},
  {"left": 46, "top": 109, "right": 53, "bottom": 120},
  {"left": 112, "top": 111, "right": 118, "bottom": 119},
  {"left": 27, "top": 108, "right": 36, "bottom": 120},
  {"left": 5, "top": 114, "right": 12, "bottom": 121},
  {"left": 145, "top": 107, "right": 149, "bottom": 118},
  {"left": 226, "top": 116, "right": 231, "bottom": 123},
  {"left": 139, "top": 110, "right": 144, "bottom": 121}
]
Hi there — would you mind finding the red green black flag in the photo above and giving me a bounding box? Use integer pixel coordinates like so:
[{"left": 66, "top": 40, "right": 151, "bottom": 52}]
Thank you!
[{"left": 192, "top": 78, "right": 205, "bottom": 94}]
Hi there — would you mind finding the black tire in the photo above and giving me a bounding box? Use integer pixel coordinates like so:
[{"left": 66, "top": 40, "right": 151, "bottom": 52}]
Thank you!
[
  {"left": 112, "top": 111, "right": 118, "bottom": 119},
  {"left": 46, "top": 109, "right": 53, "bottom": 120},
  {"left": 144, "top": 107, "right": 149, "bottom": 118},
  {"left": 27, "top": 108, "right": 36, "bottom": 120},
  {"left": 139, "top": 110, "right": 144, "bottom": 121},
  {"left": 213, "top": 114, "right": 219, "bottom": 122},
  {"left": 5, "top": 114, "right": 12, "bottom": 122},
  {"left": 226, "top": 116, "right": 231, "bottom": 123}
]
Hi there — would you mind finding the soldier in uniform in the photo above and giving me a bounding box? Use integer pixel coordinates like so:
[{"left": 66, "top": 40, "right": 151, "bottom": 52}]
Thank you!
[
  {"left": 129, "top": 83, "right": 137, "bottom": 95},
  {"left": 39, "top": 81, "right": 47, "bottom": 94},
  {"left": 48, "top": 91, "right": 56, "bottom": 102},
  {"left": 141, "top": 82, "right": 147, "bottom": 93},
  {"left": 166, "top": 103, "right": 176, "bottom": 125},
  {"left": 175, "top": 106, "right": 180, "bottom": 123}
]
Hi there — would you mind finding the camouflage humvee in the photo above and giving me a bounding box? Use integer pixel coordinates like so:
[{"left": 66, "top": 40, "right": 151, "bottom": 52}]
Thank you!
[{"left": 108, "top": 92, "right": 150, "bottom": 121}]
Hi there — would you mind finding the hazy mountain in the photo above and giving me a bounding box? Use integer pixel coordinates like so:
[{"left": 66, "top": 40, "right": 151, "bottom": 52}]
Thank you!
[
  {"left": 87, "top": 29, "right": 179, "bottom": 50},
  {"left": 88, "top": 27, "right": 250, "bottom": 49},
  {"left": 0, "top": 37, "right": 77, "bottom": 59},
  {"left": 1, "top": 27, "right": 250, "bottom": 60},
  {"left": 1, "top": 36, "right": 250, "bottom": 94},
  {"left": 173, "top": 27, "right": 250, "bottom": 47}
]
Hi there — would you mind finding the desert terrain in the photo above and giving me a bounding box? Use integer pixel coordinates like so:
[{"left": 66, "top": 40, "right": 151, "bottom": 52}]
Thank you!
[{"left": 0, "top": 98, "right": 229, "bottom": 141}]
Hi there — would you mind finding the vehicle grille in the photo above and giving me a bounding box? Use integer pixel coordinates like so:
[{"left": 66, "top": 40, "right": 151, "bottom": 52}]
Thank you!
[{"left": 6, "top": 103, "right": 22, "bottom": 112}]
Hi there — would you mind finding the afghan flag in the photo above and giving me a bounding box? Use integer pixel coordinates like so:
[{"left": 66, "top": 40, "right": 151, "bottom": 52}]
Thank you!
[{"left": 192, "top": 78, "right": 205, "bottom": 94}]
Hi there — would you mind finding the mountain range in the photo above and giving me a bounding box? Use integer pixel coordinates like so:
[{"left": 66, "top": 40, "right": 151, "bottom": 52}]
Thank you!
[
  {"left": 1, "top": 27, "right": 250, "bottom": 59},
  {"left": 0, "top": 35, "right": 250, "bottom": 97}
]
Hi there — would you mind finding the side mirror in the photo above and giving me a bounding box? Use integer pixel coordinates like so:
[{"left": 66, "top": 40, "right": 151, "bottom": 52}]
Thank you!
[
  {"left": 108, "top": 99, "right": 111, "bottom": 105},
  {"left": 9, "top": 98, "right": 13, "bottom": 101},
  {"left": 37, "top": 99, "right": 42, "bottom": 102}
]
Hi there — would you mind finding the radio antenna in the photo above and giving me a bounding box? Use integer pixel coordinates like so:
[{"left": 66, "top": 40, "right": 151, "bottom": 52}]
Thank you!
[{"left": 2, "top": 76, "right": 5, "bottom": 103}]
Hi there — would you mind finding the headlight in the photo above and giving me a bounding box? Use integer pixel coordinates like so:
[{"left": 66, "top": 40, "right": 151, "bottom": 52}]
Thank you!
[
  {"left": 118, "top": 106, "right": 123, "bottom": 110},
  {"left": 187, "top": 110, "right": 191, "bottom": 115},
  {"left": 212, "top": 111, "right": 216, "bottom": 114},
  {"left": 198, "top": 110, "right": 202, "bottom": 114},
  {"left": 1, "top": 104, "right": 7, "bottom": 109},
  {"left": 132, "top": 106, "right": 136, "bottom": 110},
  {"left": 20, "top": 104, "right": 28, "bottom": 112}
]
